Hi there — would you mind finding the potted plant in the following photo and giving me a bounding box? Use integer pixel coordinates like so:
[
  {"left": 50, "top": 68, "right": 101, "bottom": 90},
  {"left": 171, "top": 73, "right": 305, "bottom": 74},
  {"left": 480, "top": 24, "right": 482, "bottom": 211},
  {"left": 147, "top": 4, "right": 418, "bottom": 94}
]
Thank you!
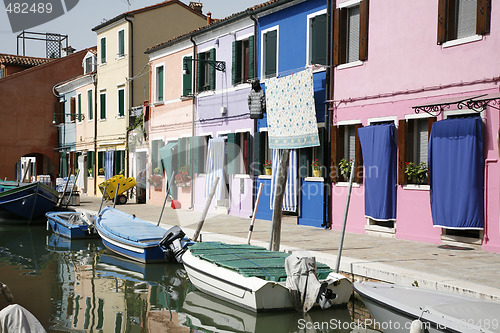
[
  {"left": 175, "top": 166, "right": 191, "bottom": 187},
  {"left": 87, "top": 168, "right": 93, "bottom": 178},
  {"left": 264, "top": 160, "right": 272, "bottom": 175},
  {"left": 98, "top": 167, "right": 105, "bottom": 176},
  {"left": 339, "top": 158, "right": 353, "bottom": 181},
  {"left": 405, "top": 162, "right": 428, "bottom": 184},
  {"left": 312, "top": 159, "right": 321, "bottom": 177},
  {"left": 148, "top": 167, "right": 163, "bottom": 190}
]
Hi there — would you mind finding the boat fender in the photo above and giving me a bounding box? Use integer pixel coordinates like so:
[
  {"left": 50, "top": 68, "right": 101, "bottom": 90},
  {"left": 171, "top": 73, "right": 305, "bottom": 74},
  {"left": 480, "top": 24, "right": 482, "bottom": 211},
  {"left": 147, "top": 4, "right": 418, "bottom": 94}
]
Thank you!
[
  {"left": 409, "top": 319, "right": 425, "bottom": 333},
  {"left": 1, "top": 282, "right": 14, "bottom": 304}
]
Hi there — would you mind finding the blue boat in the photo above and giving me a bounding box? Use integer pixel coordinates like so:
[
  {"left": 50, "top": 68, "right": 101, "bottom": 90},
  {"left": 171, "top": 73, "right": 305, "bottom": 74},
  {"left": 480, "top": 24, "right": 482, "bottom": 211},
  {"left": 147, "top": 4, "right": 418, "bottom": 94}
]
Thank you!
[
  {"left": 0, "top": 182, "right": 59, "bottom": 221},
  {"left": 46, "top": 211, "right": 98, "bottom": 239},
  {"left": 95, "top": 207, "right": 189, "bottom": 264}
]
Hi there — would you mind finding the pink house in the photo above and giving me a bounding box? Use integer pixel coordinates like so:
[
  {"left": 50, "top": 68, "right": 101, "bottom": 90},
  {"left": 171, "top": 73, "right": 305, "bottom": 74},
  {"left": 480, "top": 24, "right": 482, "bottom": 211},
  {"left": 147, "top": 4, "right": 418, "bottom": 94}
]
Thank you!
[{"left": 329, "top": 0, "right": 500, "bottom": 252}]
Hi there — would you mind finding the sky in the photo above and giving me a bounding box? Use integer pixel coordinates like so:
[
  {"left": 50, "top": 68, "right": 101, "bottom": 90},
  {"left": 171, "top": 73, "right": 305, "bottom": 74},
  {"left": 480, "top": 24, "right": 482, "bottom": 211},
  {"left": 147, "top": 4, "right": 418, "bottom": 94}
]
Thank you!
[{"left": 0, "top": 0, "right": 269, "bottom": 58}]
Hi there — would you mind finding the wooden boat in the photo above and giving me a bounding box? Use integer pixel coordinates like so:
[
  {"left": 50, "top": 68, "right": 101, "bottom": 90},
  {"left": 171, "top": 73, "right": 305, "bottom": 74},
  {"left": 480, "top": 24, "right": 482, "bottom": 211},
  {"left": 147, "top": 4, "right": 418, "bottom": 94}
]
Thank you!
[
  {"left": 46, "top": 211, "right": 98, "bottom": 239},
  {"left": 354, "top": 281, "right": 500, "bottom": 333},
  {"left": 94, "top": 206, "right": 189, "bottom": 264},
  {"left": 0, "top": 182, "right": 59, "bottom": 221},
  {"left": 181, "top": 242, "right": 353, "bottom": 312}
]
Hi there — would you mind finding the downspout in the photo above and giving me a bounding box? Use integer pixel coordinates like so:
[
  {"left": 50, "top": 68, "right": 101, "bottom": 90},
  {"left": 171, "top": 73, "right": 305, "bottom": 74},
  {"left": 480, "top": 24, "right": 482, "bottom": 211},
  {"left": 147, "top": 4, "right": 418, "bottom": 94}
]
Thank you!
[
  {"left": 93, "top": 73, "right": 98, "bottom": 196},
  {"left": 125, "top": 16, "right": 134, "bottom": 179},
  {"left": 324, "top": 0, "right": 335, "bottom": 229},
  {"left": 189, "top": 36, "right": 197, "bottom": 209},
  {"left": 250, "top": 13, "right": 259, "bottom": 211}
]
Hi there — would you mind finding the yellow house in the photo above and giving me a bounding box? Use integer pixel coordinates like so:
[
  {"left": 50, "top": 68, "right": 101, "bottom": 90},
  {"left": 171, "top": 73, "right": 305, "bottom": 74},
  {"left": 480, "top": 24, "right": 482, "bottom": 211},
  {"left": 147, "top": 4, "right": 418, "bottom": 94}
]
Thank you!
[{"left": 91, "top": 0, "right": 207, "bottom": 197}]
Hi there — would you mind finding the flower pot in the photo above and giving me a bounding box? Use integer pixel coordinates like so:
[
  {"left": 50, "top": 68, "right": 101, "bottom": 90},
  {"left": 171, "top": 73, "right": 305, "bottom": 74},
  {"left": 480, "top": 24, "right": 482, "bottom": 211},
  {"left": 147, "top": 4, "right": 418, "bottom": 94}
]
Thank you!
[
  {"left": 313, "top": 169, "right": 321, "bottom": 177},
  {"left": 265, "top": 168, "right": 272, "bottom": 175}
]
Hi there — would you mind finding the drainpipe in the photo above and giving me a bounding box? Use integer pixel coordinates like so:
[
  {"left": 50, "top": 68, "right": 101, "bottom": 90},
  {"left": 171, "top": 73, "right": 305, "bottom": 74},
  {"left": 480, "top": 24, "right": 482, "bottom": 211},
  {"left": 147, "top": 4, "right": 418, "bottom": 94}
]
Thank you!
[
  {"left": 324, "top": 0, "right": 335, "bottom": 229},
  {"left": 93, "top": 73, "right": 98, "bottom": 196},
  {"left": 125, "top": 16, "right": 134, "bottom": 179},
  {"left": 189, "top": 36, "right": 197, "bottom": 209},
  {"left": 484, "top": 158, "right": 497, "bottom": 245},
  {"left": 250, "top": 13, "right": 259, "bottom": 211}
]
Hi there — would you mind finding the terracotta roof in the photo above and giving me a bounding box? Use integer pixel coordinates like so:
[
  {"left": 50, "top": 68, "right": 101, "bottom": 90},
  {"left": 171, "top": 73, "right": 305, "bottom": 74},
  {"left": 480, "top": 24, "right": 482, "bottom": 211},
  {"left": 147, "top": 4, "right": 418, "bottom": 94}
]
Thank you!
[
  {"left": 145, "top": 0, "right": 290, "bottom": 54},
  {"left": 92, "top": 0, "right": 206, "bottom": 31},
  {"left": 0, "top": 54, "right": 53, "bottom": 67}
]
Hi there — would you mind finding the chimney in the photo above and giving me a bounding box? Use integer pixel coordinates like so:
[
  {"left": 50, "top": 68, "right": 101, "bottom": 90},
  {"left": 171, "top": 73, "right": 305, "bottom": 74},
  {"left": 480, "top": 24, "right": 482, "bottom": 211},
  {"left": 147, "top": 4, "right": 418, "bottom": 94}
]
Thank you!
[
  {"left": 189, "top": 2, "right": 202, "bottom": 14},
  {"left": 207, "top": 12, "right": 212, "bottom": 25},
  {"left": 63, "top": 46, "right": 76, "bottom": 56}
]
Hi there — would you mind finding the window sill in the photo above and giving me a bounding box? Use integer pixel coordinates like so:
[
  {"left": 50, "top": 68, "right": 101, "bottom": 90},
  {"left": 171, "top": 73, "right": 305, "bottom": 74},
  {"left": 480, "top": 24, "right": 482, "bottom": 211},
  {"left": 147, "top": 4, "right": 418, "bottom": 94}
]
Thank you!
[
  {"left": 117, "top": 55, "right": 126, "bottom": 60},
  {"left": 180, "top": 95, "right": 194, "bottom": 101},
  {"left": 403, "top": 184, "right": 430, "bottom": 191},
  {"left": 307, "top": 64, "right": 327, "bottom": 73},
  {"left": 337, "top": 60, "right": 363, "bottom": 70},
  {"left": 335, "top": 181, "right": 361, "bottom": 188},
  {"left": 442, "top": 35, "right": 482, "bottom": 48},
  {"left": 304, "top": 177, "right": 324, "bottom": 182},
  {"left": 153, "top": 101, "right": 164, "bottom": 106},
  {"left": 234, "top": 174, "right": 250, "bottom": 179},
  {"left": 99, "top": 62, "right": 107, "bottom": 66},
  {"left": 258, "top": 175, "right": 272, "bottom": 180},
  {"left": 116, "top": 115, "right": 125, "bottom": 119},
  {"left": 99, "top": 119, "right": 106, "bottom": 122}
]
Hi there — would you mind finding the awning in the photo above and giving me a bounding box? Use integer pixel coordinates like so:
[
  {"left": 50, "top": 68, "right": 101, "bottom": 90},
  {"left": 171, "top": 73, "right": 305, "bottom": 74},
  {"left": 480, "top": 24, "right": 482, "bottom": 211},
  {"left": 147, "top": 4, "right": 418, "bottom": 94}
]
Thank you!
[
  {"left": 412, "top": 94, "right": 487, "bottom": 116},
  {"left": 466, "top": 92, "right": 500, "bottom": 111}
]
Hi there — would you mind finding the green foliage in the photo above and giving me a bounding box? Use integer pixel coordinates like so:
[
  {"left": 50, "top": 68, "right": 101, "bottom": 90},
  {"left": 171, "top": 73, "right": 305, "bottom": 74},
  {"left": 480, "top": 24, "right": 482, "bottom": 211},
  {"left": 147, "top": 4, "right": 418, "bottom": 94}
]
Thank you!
[
  {"left": 405, "top": 162, "right": 428, "bottom": 184},
  {"left": 339, "top": 158, "right": 353, "bottom": 179}
]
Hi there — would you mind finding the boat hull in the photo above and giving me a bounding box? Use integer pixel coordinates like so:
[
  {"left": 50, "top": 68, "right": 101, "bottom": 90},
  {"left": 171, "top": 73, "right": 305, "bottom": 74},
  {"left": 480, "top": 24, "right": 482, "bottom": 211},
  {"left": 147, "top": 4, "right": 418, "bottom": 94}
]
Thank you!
[
  {"left": 46, "top": 212, "right": 97, "bottom": 239},
  {"left": 95, "top": 207, "right": 173, "bottom": 264},
  {"left": 354, "top": 281, "right": 500, "bottom": 333},
  {"left": 0, "top": 182, "right": 59, "bottom": 220},
  {"left": 182, "top": 250, "right": 352, "bottom": 312}
]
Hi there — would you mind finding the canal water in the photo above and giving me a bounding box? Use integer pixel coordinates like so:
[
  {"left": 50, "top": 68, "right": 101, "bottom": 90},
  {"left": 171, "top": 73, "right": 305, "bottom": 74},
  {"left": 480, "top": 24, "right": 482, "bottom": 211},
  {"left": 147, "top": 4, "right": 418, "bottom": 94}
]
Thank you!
[{"left": 0, "top": 224, "right": 375, "bottom": 333}]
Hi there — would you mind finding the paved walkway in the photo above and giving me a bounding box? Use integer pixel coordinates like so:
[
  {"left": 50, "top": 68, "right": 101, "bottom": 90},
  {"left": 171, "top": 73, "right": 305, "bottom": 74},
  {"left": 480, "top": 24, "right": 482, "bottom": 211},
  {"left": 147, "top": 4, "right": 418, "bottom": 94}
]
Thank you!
[{"left": 75, "top": 195, "right": 500, "bottom": 302}]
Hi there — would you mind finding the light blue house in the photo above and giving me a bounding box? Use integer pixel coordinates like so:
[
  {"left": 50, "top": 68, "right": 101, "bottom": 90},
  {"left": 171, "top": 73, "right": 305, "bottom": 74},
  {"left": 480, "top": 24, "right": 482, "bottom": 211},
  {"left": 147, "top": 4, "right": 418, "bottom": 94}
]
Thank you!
[{"left": 254, "top": 0, "right": 329, "bottom": 228}]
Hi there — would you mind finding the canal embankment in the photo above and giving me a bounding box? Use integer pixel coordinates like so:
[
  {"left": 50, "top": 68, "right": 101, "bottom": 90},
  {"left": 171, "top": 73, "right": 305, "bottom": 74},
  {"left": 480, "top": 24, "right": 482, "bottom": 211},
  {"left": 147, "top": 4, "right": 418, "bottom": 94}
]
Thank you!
[{"left": 75, "top": 195, "right": 500, "bottom": 302}]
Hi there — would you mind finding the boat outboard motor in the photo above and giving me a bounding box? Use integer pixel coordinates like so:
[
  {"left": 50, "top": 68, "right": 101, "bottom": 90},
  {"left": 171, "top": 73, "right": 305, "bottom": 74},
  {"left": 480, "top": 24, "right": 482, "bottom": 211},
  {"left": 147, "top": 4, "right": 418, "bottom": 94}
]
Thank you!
[{"left": 159, "top": 226, "right": 187, "bottom": 263}]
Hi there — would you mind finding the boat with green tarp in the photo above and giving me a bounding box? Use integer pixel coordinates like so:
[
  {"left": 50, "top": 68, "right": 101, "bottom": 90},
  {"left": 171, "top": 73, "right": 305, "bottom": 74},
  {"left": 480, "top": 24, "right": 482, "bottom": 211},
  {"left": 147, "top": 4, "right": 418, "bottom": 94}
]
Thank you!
[{"left": 182, "top": 242, "right": 352, "bottom": 312}]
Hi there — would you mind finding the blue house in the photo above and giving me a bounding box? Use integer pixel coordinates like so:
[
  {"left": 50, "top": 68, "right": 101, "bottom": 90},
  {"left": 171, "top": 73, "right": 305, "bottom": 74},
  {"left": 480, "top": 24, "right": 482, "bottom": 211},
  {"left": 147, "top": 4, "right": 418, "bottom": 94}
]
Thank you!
[{"left": 254, "top": 0, "right": 329, "bottom": 227}]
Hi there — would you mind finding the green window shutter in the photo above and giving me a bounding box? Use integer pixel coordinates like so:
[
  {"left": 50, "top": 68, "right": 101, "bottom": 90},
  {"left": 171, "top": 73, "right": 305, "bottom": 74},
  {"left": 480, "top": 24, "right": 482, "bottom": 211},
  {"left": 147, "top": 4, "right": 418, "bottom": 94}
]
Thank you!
[
  {"left": 87, "top": 90, "right": 93, "bottom": 120},
  {"left": 100, "top": 93, "right": 106, "bottom": 119},
  {"left": 299, "top": 148, "right": 312, "bottom": 178},
  {"left": 118, "top": 30, "right": 125, "bottom": 56},
  {"left": 183, "top": 56, "right": 192, "bottom": 96},
  {"left": 264, "top": 30, "right": 277, "bottom": 77},
  {"left": 209, "top": 49, "right": 216, "bottom": 90},
  {"left": 196, "top": 53, "right": 203, "bottom": 92},
  {"left": 191, "top": 136, "right": 206, "bottom": 174},
  {"left": 114, "top": 151, "right": 124, "bottom": 175},
  {"left": 232, "top": 41, "right": 242, "bottom": 85},
  {"left": 60, "top": 153, "right": 68, "bottom": 178},
  {"left": 100, "top": 38, "right": 106, "bottom": 63},
  {"left": 78, "top": 94, "right": 82, "bottom": 121},
  {"left": 253, "top": 131, "right": 266, "bottom": 175},
  {"left": 248, "top": 36, "right": 255, "bottom": 80},
  {"left": 177, "top": 137, "right": 189, "bottom": 174},
  {"left": 118, "top": 89, "right": 125, "bottom": 117},
  {"left": 86, "top": 151, "right": 94, "bottom": 176},
  {"left": 157, "top": 66, "right": 164, "bottom": 102},
  {"left": 152, "top": 140, "right": 164, "bottom": 172},
  {"left": 311, "top": 14, "right": 327, "bottom": 65},
  {"left": 227, "top": 133, "right": 241, "bottom": 175}
]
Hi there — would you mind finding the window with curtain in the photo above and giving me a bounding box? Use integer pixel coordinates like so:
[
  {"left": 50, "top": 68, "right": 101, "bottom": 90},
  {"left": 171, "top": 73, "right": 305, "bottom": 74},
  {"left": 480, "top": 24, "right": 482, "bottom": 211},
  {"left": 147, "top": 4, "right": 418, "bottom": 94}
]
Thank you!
[
  {"left": 232, "top": 36, "right": 254, "bottom": 85},
  {"left": 155, "top": 65, "right": 164, "bottom": 102},
  {"left": 118, "top": 88, "right": 125, "bottom": 117},
  {"left": 309, "top": 12, "right": 327, "bottom": 65},
  {"left": 227, "top": 132, "right": 251, "bottom": 175},
  {"left": 263, "top": 29, "right": 278, "bottom": 78},
  {"left": 333, "top": 0, "right": 369, "bottom": 66},
  {"left": 437, "top": 0, "right": 491, "bottom": 44},
  {"left": 87, "top": 89, "right": 93, "bottom": 120},
  {"left": 118, "top": 29, "right": 125, "bottom": 57}
]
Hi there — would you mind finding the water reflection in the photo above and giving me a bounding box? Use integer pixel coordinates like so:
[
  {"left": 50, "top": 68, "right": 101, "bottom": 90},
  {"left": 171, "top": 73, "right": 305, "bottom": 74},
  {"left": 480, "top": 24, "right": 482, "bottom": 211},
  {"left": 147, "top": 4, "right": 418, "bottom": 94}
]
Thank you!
[{"left": 0, "top": 224, "right": 376, "bottom": 333}]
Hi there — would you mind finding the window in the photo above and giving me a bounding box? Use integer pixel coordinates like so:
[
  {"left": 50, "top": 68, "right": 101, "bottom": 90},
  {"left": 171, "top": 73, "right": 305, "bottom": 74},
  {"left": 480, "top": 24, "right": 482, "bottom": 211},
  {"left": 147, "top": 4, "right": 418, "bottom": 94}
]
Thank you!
[
  {"left": 197, "top": 49, "right": 216, "bottom": 92},
  {"left": 331, "top": 124, "right": 363, "bottom": 182},
  {"left": 182, "top": 56, "right": 193, "bottom": 96},
  {"left": 254, "top": 131, "right": 271, "bottom": 175},
  {"left": 87, "top": 90, "right": 93, "bottom": 120},
  {"left": 83, "top": 55, "right": 96, "bottom": 74},
  {"left": 118, "top": 30, "right": 125, "bottom": 57},
  {"left": 262, "top": 28, "right": 278, "bottom": 78},
  {"left": 155, "top": 65, "right": 164, "bottom": 102},
  {"left": 117, "top": 88, "right": 125, "bottom": 117},
  {"left": 308, "top": 11, "right": 327, "bottom": 66},
  {"left": 232, "top": 36, "right": 254, "bottom": 85},
  {"left": 86, "top": 151, "right": 95, "bottom": 177},
  {"left": 333, "top": 0, "right": 369, "bottom": 66},
  {"left": 77, "top": 93, "right": 82, "bottom": 122},
  {"left": 0, "top": 67, "right": 5, "bottom": 78},
  {"left": 70, "top": 97, "right": 76, "bottom": 122},
  {"left": 398, "top": 117, "right": 436, "bottom": 185},
  {"left": 98, "top": 151, "right": 105, "bottom": 175},
  {"left": 437, "top": 0, "right": 491, "bottom": 44},
  {"left": 100, "top": 37, "right": 106, "bottom": 64},
  {"left": 151, "top": 139, "right": 164, "bottom": 173},
  {"left": 114, "top": 150, "right": 125, "bottom": 175},
  {"left": 227, "top": 132, "right": 251, "bottom": 175},
  {"left": 99, "top": 91, "right": 106, "bottom": 120}
]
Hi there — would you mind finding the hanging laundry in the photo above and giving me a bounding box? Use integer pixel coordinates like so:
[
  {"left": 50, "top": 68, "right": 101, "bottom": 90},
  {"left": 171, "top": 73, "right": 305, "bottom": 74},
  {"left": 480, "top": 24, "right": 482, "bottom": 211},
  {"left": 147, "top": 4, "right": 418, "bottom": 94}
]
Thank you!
[
  {"left": 248, "top": 79, "right": 266, "bottom": 119},
  {"left": 270, "top": 149, "right": 297, "bottom": 212},
  {"left": 265, "top": 68, "right": 320, "bottom": 149}
]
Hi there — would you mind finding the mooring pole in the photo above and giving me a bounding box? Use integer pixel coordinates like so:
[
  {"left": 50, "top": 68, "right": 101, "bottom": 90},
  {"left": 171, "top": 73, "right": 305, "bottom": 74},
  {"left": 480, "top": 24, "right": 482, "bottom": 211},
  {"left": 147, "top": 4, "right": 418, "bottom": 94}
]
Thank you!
[
  {"left": 157, "top": 171, "right": 175, "bottom": 226},
  {"left": 269, "top": 149, "right": 289, "bottom": 251},
  {"left": 192, "top": 177, "right": 220, "bottom": 242},
  {"left": 335, "top": 161, "right": 355, "bottom": 273},
  {"left": 247, "top": 183, "right": 263, "bottom": 244}
]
